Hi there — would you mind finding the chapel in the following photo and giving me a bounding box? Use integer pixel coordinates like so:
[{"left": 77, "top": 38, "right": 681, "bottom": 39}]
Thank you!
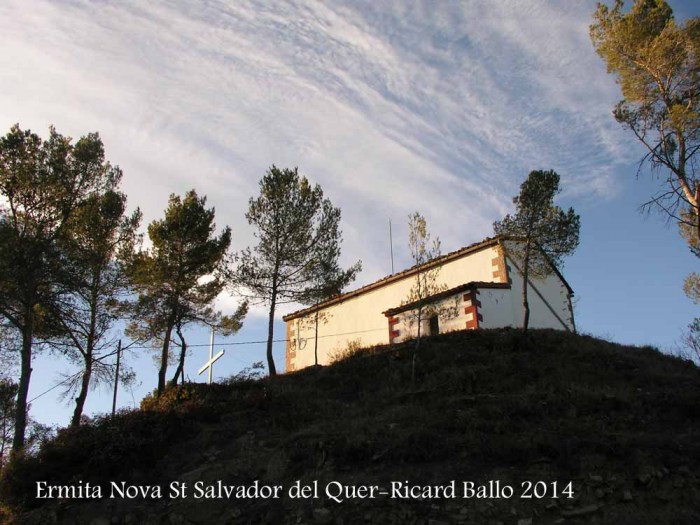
[{"left": 283, "top": 236, "right": 575, "bottom": 372}]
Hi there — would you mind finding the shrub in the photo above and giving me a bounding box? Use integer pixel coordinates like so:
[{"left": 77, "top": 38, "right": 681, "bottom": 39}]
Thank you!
[
  {"left": 223, "top": 361, "right": 266, "bottom": 384},
  {"left": 140, "top": 383, "right": 203, "bottom": 411},
  {"left": 0, "top": 410, "right": 194, "bottom": 510},
  {"left": 328, "top": 339, "right": 366, "bottom": 364}
]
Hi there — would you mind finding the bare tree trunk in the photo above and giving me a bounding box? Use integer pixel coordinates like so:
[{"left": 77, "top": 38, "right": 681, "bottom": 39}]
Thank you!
[
  {"left": 412, "top": 304, "right": 422, "bottom": 388},
  {"left": 314, "top": 308, "right": 319, "bottom": 366},
  {"left": 416, "top": 307, "right": 423, "bottom": 348},
  {"left": 1, "top": 416, "right": 7, "bottom": 459},
  {"left": 73, "top": 295, "right": 98, "bottom": 426},
  {"left": 522, "top": 242, "right": 531, "bottom": 332},
  {"left": 266, "top": 293, "right": 277, "bottom": 377},
  {"left": 111, "top": 340, "right": 121, "bottom": 416},
  {"left": 71, "top": 353, "right": 92, "bottom": 427},
  {"left": 1, "top": 415, "right": 8, "bottom": 468},
  {"left": 695, "top": 186, "right": 700, "bottom": 242},
  {"left": 12, "top": 307, "right": 33, "bottom": 454},
  {"left": 171, "top": 325, "right": 187, "bottom": 385},
  {"left": 157, "top": 324, "right": 174, "bottom": 396}
]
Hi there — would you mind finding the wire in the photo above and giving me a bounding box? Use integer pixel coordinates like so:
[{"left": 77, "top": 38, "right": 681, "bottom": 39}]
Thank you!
[
  {"left": 113, "top": 327, "right": 387, "bottom": 351},
  {"left": 26, "top": 327, "right": 388, "bottom": 402},
  {"left": 28, "top": 343, "right": 134, "bottom": 403},
  {"left": 28, "top": 371, "right": 82, "bottom": 403}
]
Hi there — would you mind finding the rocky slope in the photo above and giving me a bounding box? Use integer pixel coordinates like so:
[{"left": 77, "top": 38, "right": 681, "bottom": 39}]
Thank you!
[{"left": 2, "top": 328, "right": 700, "bottom": 524}]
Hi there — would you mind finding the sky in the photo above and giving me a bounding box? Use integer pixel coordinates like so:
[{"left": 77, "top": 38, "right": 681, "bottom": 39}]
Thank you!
[{"left": 1, "top": 0, "right": 698, "bottom": 428}]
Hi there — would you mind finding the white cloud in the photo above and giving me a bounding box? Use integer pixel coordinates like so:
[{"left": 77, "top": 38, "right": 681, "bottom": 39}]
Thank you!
[{"left": 0, "top": 0, "right": 636, "bottom": 293}]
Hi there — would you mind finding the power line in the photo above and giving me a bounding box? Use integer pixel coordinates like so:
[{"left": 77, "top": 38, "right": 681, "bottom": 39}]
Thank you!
[
  {"left": 29, "top": 371, "right": 82, "bottom": 403},
  {"left": 27, "top": 326, "right": 387, "bottom": 402},
  {"left": 114, "top": 327, "right": 387, "bottom": 351},
  {"left": 28, "top": 341, "right": 139, "bottom": 403}
]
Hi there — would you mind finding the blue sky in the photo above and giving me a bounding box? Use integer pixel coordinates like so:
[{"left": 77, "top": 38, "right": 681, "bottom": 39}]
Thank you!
[{"left": 1, "top": 0, "right": 698, "bottom": 427}]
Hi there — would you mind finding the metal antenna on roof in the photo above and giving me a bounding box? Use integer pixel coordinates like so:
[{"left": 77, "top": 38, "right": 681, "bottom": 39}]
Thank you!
[{"left": 389, "top": 219, "right": 395, "bottom": 274}]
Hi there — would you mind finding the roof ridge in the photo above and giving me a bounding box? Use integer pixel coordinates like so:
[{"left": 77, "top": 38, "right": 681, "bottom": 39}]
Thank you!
[{"left": 282, "top": 235, "right": 507, "bottom": 321}]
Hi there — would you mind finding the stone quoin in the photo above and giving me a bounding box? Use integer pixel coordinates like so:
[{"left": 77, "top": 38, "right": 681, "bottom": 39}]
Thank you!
[{"left": 283, "top": 236, "right": 575, "bottom": 371}]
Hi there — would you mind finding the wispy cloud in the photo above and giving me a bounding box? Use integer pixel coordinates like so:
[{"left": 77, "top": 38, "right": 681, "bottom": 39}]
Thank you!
[{"left": 0, "top": 0, "right": 634, "bottom": 287}]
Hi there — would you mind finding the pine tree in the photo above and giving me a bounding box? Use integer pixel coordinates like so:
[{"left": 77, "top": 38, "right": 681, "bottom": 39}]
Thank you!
[
  {"left": 298, "top": 257, "right": 361, "bottom": 366},
  {"left": 403, "top": 212, "right": 445, "bottom": 349},
  {"left": 493, "top": 170, "right": 580, "bottom": 331},
  {"left": 234, "top": 166, "right": 359, "bottom": 376},
  {"left": 0, "top": 124, "right": 118, "bottom": 452},
  {"left": 127, "top": 190, "right": 245, "bottom": 395},
  {"left": 54, "top": 185, "right": 141, "bottom": 426},
  {"left": 591, "top": 0, "right": 700, "bottom": 240}
]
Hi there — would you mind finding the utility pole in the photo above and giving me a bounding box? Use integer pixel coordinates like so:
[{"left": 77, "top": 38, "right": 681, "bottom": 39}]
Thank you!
[
  {"left": 111, "top": 339, "right": 122, "bottom": 416},
  {"left": 389, "top": 219, "right": 395, "bottom": 274}
]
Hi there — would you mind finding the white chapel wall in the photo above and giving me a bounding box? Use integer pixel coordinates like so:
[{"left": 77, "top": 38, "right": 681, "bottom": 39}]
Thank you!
[
  {"left": 287, "top": 244, "right": 501, "bottom": 370},
  {"left": 500, "top": 255, "right": 574, "bottom": 331},
  {"left": 286, "top": 241, "right": 575, "bottom": 371},
  {"left": 477, "top": 288, "right": 515, "bottom": 329},
  {"left": 391, "top": 291, "right": 465, "bottom": 343}
]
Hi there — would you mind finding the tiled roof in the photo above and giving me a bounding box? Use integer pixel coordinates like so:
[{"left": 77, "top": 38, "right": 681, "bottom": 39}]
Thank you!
[
  {"left": 283, "top": 236, "right": 504, "bottom": 321},
  {"left": 382, "top": 281, "right": 510, "bottom": 316}
]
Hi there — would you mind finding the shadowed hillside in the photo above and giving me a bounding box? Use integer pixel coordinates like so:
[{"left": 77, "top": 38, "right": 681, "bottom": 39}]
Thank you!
[{"left": 2, "top": 329, "right": 700, "bottom": 524}]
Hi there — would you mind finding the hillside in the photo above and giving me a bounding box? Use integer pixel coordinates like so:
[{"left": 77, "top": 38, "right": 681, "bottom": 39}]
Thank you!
[{"left": 2, "top": 329, "right": 700, "bottom": 524}]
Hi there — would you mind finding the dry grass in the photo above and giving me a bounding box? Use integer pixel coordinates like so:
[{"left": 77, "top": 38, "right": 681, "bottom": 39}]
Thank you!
[{"left": 3, "top": 328, "right": 700, "bottom": 523}]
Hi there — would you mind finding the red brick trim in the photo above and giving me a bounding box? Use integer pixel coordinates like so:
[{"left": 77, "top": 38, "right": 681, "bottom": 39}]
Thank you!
[
  {"left": 500, "top": 240, "right": 573, "bottom": 295},
  {"left": 566, "top": 292, "right": 577, "bottom": 334},
  {"left": 388, "top": 316, "right": 400, "bottom": 343},
  {"left": 285, "top": 321, "right": 295, "bottom": 373},
  {"left": 284, "top": 236, "right": 506, "bottom": 321},
  {"left": 492, "top": 242, "right": 511, "bottom": 284},
  {"left": 463, "top": 290, "right": 483, "bottom": 330},
  {"left": 383, "top": 281, "right": 508, "bottom": 316}
]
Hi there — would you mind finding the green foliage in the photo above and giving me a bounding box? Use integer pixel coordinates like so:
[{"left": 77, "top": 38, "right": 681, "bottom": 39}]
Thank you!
[
  {"left": 400, "top": 212, "right": 448, "bottom": 387},
  {"left": 493, "top": 170, "right": 580, "bottom": 330},
  {"left": 593, "top": 1, "right": 700, "bottom": 353},
  {"left": 223, "top": 361, "right": 267, "bottom": 384},
  {"left": 0, "top": 378, "right": 54, "bottom": 474},
  {"left": 139, "top": 383, "right": 203, "bottom": 412},
  {"left": 494, "top": 170, "right": 580, "bottom": 273},
  {"left": 54, "top": 180, "right": 141, "bottom": 427},
  {"left": 0, "top": 321, "right": 17, "bottom": 377},
  {"left": 0, "top": 379, "right": 17, "bottom": 469},
  {"left": 127, "top": 190, "right": 246, "bottom": 394},
  {"left": 681, "top": 317, "right": 700, "bottom": 363},
  {"left": 679, "top": 208, "right": 700, "bottom": 257},
  {"left": 683, "top": 272, "right": 700, "bottom": 303},
  {"left": 234, "top": 166, "right": 359, "bottom": 376},
  {"left": 0, "top": 409, "right": 194, "bottom": 510},
  {"left": 3, "top": 329, "right": 700, "bottom": 522},
  {"left": 678, "top": 209, "right": 700, "bottom": 315},
  {"left": 328, "top": 338, "right": 367, "bottom": 364},
  {"left": 403, "top": 212, "right": 446, "bottom": 338},
  {"left": 0, "top": 124, "right": 121, "bottom": 452},
  {"left": 591, "top": 0, "right": 700, "bottom": 240},
  {"left": 297, "top": 240, "right": 362, "bottom": 367}
]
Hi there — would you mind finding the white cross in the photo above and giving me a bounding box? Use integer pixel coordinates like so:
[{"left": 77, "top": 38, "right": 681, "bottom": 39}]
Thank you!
[{"left": 198, "top": 328, "right": 224, "bottom": 384}]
